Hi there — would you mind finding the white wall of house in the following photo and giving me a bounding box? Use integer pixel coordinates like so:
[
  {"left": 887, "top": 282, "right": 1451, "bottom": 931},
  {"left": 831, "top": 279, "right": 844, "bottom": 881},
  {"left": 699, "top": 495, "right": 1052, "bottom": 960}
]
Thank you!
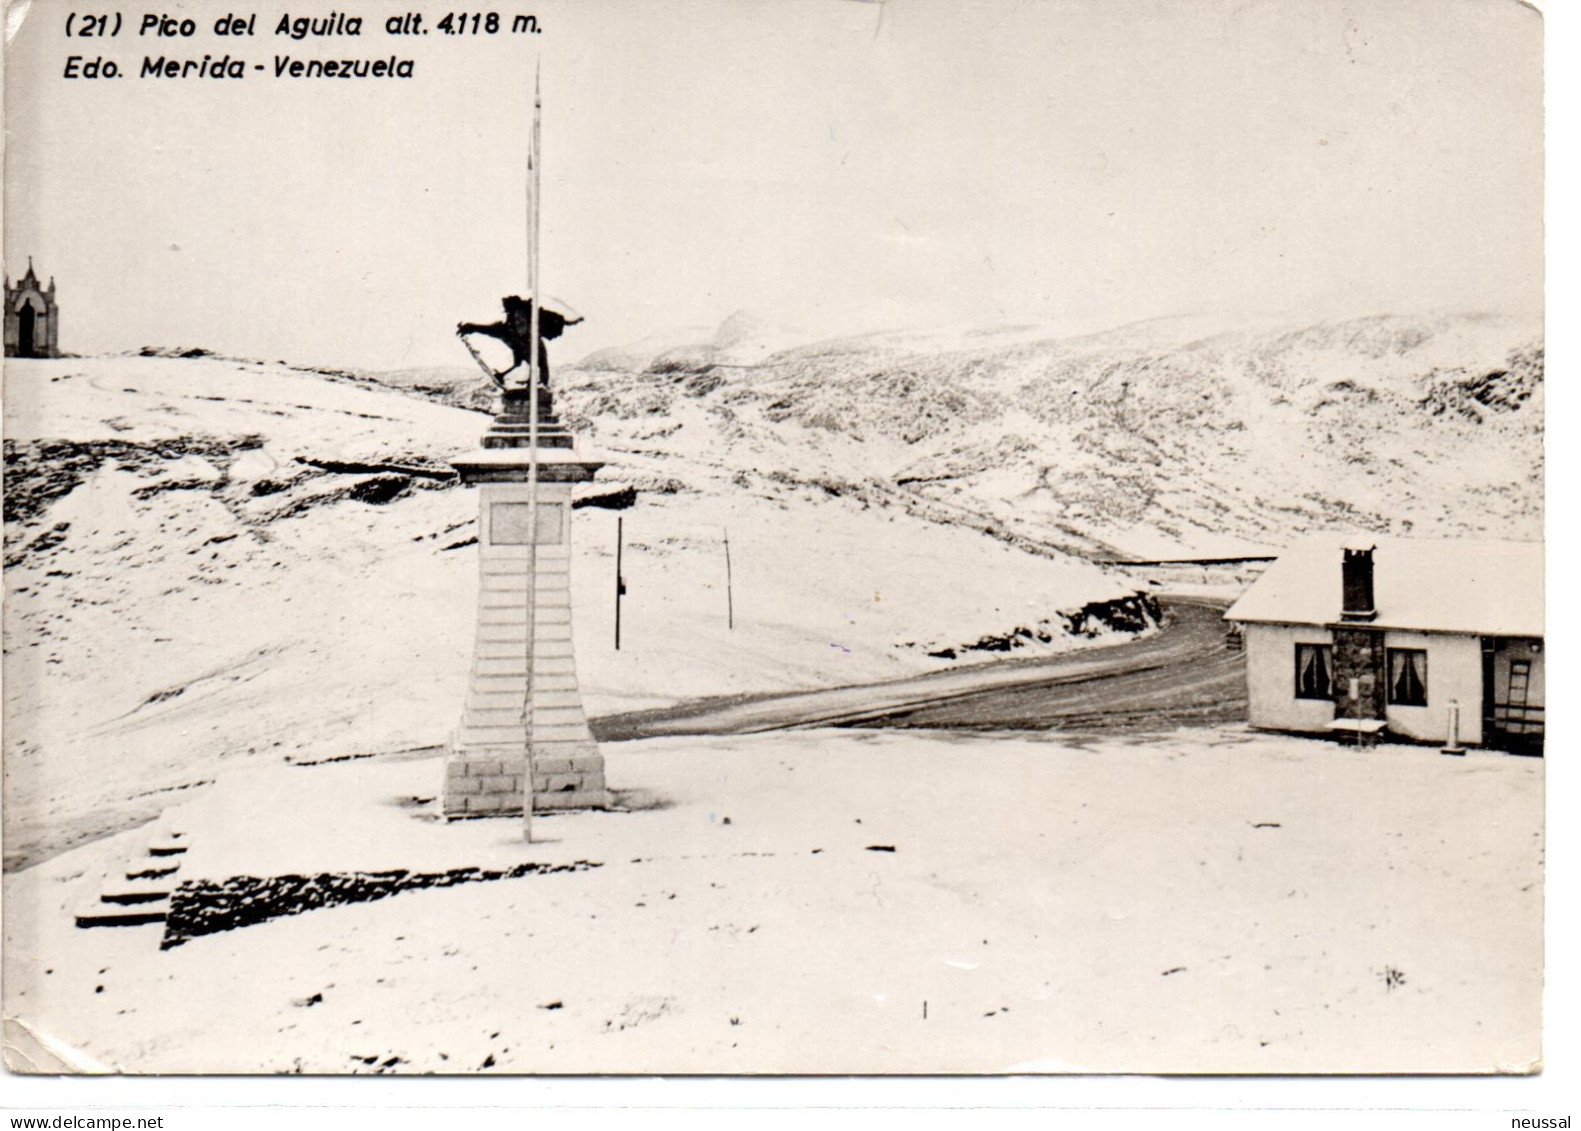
[
  {"left": 1242, "top": 623, "right": 1486, "bottom": 745},
  {"left": 1380, "top": 629, "right": 1483, "bottom": 746},
  {"left": 1244, "top": 624, "right": 1340, "bottom": 733}
]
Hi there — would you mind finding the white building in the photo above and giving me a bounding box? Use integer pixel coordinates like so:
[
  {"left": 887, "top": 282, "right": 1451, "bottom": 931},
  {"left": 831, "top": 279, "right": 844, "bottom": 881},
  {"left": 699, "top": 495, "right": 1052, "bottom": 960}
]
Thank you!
[
  {"left": 1224, "top": 537, "right": 1543, "bottom": 751},
  {"left": 4, "top": 259, "right": 60, "bottom": 359}
]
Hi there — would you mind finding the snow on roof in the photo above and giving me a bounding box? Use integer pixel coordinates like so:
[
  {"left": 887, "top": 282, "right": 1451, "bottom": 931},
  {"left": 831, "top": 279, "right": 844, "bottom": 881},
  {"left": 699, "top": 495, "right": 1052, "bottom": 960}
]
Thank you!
[{"left": 1224, "top": 536, "right": 1544, "bottom": 638}]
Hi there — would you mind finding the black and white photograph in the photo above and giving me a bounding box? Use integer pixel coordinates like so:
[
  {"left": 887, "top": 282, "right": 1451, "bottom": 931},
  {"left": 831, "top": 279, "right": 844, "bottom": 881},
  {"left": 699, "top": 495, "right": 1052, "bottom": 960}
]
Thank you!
[{"left": 1, "top": 0, "right": 1554, "bottom": 1091}]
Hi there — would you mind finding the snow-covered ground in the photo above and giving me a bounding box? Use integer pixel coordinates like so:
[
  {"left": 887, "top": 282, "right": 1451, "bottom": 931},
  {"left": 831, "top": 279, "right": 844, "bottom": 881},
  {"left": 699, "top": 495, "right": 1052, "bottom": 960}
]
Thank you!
[
  {"left": 3, "top": 354, "right": 1138, "bottom": 868},
  {"left": 4, "top": 728, "right": 1541, "bottom": 1074}
]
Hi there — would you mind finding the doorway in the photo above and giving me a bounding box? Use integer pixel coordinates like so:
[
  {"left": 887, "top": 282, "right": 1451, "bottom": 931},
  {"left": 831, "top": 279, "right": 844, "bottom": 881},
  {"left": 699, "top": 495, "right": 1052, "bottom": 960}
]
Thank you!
[{"left": 17, "top": 303, "right": 35, "bottom": 357}]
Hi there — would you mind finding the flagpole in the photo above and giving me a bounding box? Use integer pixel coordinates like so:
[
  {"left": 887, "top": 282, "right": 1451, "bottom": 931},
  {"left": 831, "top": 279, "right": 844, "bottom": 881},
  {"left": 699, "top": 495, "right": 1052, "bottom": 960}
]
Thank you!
[{"left": 522, "top": 66, "right": 542, "bottom": 843}]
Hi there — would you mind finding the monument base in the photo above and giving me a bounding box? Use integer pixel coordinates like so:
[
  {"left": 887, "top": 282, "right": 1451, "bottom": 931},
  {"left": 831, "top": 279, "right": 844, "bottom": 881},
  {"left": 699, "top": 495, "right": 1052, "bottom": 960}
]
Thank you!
[
  {"left": 442, "top": 431, "right": 609, "bottom": 820},
  {"left": 443, "top": 750, "right": 609, "bottom": 818}
]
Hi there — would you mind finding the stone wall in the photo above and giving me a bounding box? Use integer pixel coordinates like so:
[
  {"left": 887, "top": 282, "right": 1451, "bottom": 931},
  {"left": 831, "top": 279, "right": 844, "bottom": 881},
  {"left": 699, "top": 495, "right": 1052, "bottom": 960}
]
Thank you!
[
  {"left": 162, "top": 860, "right": 601, "bottom": 947},
  {"left": 1330, "top": 625, "right": 1385, "bottom": 720}
]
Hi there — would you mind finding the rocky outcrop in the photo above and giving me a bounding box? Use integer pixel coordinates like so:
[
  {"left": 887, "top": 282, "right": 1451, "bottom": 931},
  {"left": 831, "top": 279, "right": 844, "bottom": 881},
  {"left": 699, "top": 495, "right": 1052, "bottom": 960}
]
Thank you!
[{"left": 162, "top": 860, "right": 602, "bottom": 947}]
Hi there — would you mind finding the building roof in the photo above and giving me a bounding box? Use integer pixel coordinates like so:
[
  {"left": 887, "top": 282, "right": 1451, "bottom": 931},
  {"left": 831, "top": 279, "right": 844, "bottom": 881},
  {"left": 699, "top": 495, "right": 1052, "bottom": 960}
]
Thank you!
[{"left": 1224, "top": 536, "right": 1544, "bottom": 638}]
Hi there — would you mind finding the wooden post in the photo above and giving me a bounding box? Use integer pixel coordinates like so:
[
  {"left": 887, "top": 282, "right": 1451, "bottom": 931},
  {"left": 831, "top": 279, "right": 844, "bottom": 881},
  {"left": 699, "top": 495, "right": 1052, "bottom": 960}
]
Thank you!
[
  {"left": 724, "top": 527, "right": 734, "bottom": 631},
  {"left": 615, "top": 515, "right": 624, "bottom": 651}
]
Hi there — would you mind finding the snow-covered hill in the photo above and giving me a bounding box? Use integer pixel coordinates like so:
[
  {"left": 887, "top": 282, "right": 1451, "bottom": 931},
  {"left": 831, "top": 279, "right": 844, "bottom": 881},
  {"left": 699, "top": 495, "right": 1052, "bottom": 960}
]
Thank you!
[
  {"left": 2, "top": 353, "right": 1138, "bottom": 868},
  {"left": 548, "top": 310, "right": 1543, "bottom": 560}
]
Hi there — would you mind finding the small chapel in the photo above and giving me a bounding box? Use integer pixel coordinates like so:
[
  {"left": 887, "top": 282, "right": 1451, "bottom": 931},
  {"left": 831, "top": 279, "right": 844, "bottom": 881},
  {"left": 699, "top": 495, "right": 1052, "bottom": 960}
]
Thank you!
[{"left": 5, "top": 259, "right": 61, "bottom": 358}]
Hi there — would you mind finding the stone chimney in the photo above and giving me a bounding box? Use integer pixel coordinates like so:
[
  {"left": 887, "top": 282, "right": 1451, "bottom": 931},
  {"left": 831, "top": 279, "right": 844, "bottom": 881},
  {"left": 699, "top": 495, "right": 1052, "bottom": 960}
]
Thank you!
[{"left": 1340, "top": 543, "right": 1377, "bottom": 622}]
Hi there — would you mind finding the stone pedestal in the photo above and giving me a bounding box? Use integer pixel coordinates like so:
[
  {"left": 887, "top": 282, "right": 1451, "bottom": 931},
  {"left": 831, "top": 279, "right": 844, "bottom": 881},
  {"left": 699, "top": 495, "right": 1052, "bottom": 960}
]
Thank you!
[{"left": 443, "top": 393, "right": 608, "bottom": 817}]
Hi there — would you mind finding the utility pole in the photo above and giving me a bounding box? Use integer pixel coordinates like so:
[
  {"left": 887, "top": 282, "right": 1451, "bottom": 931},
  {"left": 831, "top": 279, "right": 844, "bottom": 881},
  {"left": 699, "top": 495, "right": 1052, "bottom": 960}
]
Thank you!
[
  {"left": 519, "top": 67, "right": 543, "bottom": 845},
  {"left": 724, "top": 527, "right": 734, "bottom": 631},
  {"left": 615, "top": 515, "right": 626, "bottom": 650}
]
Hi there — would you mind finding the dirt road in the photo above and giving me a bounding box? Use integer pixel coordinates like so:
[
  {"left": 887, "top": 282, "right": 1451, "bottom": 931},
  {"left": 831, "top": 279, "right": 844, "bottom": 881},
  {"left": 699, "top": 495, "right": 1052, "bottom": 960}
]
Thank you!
[
  {"left": 5, "top": 602, "right": 1237, "bottom": 873},
  {"left": 593, "top": 598, "right": 1245, "bottom": 740}
]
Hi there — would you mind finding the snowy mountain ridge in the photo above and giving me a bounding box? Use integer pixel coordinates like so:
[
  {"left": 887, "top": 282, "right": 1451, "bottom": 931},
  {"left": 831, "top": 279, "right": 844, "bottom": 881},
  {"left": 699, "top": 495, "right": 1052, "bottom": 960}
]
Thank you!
[{"left": 549, "top": 309, "right": 1543, "bottom": 560}]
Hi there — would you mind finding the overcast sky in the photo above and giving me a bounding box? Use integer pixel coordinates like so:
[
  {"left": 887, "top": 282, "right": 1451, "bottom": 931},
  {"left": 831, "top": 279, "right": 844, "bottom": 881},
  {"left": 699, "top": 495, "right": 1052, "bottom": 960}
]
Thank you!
[{"left": 4, "top": 0, "right": 1543, "bottom": 369}]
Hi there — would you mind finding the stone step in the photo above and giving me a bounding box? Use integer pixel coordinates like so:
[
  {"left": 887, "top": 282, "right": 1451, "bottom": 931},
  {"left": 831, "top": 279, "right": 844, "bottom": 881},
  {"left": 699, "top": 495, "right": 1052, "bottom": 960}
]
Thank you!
[
  {"left": 126, "top": 862, "right": 181, "bottom": 881},
  {"left": 74, "top": 820, "right": 188, "bottom": 931},
  {"left": 76, "top": 897, "right": 170, "bottom": 928},
  {"left": 100, "top": 884, "right": 173, "bottom": 906}
]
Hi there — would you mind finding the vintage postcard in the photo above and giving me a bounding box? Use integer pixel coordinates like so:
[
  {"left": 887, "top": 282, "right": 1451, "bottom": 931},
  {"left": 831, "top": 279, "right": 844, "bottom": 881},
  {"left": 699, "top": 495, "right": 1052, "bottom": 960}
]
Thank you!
[{"left": 3, "top": 0, "right": 1544, "bottom": 1075}]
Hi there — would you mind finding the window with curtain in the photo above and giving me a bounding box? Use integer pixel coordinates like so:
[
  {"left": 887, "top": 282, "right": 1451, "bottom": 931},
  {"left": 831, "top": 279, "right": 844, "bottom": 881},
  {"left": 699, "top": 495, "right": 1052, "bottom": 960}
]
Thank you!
[
  {"left": 1294, "top": 643, "right": 1333, "bottom": 700},
  {"left": 1387, "top": 648, "right": 1428, "bottom": 706}
]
